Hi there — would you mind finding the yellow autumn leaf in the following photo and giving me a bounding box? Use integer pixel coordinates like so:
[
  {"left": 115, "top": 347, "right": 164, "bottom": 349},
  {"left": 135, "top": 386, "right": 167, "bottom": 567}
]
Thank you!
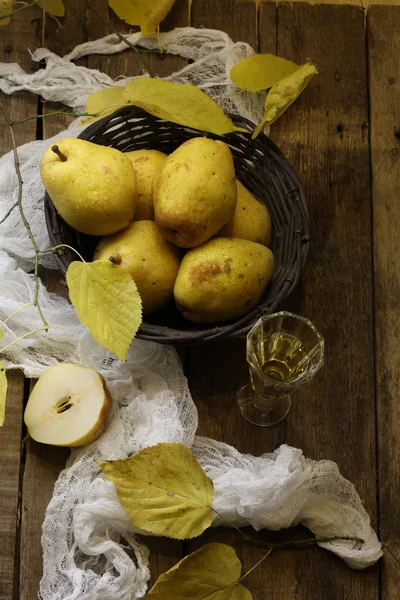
[
  {"left": 123, "top": 78, "right": 242, "bottom": 135},
  {"left": 0, "top": 363, "right": 7, "bottom": 427},
  {"left": 66, "top": 260, "right": 142, "bottom": 361},
  {"left": 81, "top": 86, "right": 130, "bottom": 125},
  {"left": 230, "top": 54, "right": 299, "bottom": 92},
  {"left": 253, "top": 62, "right": 317, "bottom": 137},
  {"left": 146, "top": 543, "right": 252, "bottom": 599},
  {"left": 108, "top": 0, "right": 176, "bottom": 36},
  {"left": 39, "top": 0, "right": 65, "bottom": 17},
  {"left": 0, "top": 0, "right": 12, "bottom": 26},
  {"left": 100, "top": 442, "right": 214, "bottom": 539},
  {"left": 0, "top": 329, "right": 4, "bottom": 342}
]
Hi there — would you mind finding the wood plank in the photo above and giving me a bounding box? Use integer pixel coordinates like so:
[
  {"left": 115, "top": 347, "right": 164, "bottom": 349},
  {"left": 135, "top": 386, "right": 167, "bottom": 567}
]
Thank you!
[
  {"left": 108, "top": 3, "right": 191, "bottom": 584},
  {"left": 367, "top": 6, "right": 400, "bottom": 598},
  {"left": 0, "top": 4, "right": 41, "bottom": 146},
  {"left": 259, "top": 2, "right": 379, "bottom": 598},
  {"left": 109, "top": 0, "right": 189, "bottom": 80},
  {"left": 188, "top": 0, "right": 275, "bottom": 448},
  {"left": 41, "top": 0, "right": 87, "bottom": 137},
  {"left": 0, "top": 372, "right": 25, "bottom": 600},
  {"left": 33, "top": 1, "right": 191, "bottom": 593},
  {"left": 18, "top": 4, "right": 87, "bottom": 599},
  {"left": 19, "top": 436, "right": 69, "bottom": 600},
  {"left": 274, "top": 0, "right": 400, "bottom": 6},
  {"left": 186, "top": 2, "right": 280, "bottom": 597},
  {"left": 0, "top": 6, "right": 41, "bottom": 600}
]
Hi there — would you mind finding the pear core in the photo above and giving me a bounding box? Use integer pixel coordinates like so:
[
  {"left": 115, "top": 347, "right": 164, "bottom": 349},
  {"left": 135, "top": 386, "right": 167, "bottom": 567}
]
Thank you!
[{"left": 24, "top": 363, "right": 112, "bottom": 447}]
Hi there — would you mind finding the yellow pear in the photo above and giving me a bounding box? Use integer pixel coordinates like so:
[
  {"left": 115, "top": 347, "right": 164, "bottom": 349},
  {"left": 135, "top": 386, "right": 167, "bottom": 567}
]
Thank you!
[
  {"left": 153, "top": 137, "right": 237, "bottom": 248},
  {"left": 40, "top": 138, "right": 138, "bottom": 236},
  {"left": 174, "top": 238, "right": 274, "bottom": 323},
  {"left": 125, "top": 149, "right": 167, "bottom": 221},
  {"left": 24, "top": 364, "right": 112, "bottom": 447},
  {"left": 94, "top": 221, "right": 181, "bottom": 314},
  {"left": 218, "top": 180, "right": 272, "bottom": 246}
]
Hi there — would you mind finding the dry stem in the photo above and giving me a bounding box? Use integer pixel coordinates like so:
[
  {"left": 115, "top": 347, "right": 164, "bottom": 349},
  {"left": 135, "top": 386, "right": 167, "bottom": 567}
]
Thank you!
[
  {"left": 0, "top": 0, "right": 40, "bottom": 20},
  {"left": 0, "top": 100, "right": 49, "bottom": 332},
  {"left": 85, "top": 0, "right": 155, "bottom": 77}
]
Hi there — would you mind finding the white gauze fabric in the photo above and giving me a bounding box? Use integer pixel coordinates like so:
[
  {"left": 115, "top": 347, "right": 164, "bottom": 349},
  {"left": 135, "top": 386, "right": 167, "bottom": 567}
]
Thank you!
[
  {"left": 0, "top": 28, "right": 264, "bottom": 124},
  {"left": 0, "top": 27, "right": 382, "bottom": 600}
]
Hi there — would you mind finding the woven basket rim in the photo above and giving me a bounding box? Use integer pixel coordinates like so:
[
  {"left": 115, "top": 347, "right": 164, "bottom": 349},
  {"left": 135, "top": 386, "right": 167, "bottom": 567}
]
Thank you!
[{"left": 44, "top": 106, "right": 309, "bottom": 345}]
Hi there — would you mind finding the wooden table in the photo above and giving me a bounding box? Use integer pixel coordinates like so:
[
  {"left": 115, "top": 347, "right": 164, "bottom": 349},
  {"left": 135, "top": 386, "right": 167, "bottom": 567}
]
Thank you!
[{"left": 1, "top": 1, "right": 399, "bottom": 598}]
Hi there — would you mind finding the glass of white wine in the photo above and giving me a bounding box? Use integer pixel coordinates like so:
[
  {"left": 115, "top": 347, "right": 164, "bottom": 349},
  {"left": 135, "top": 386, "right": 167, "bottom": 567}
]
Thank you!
[{"left": 237, "top": 311, "right": 324, "bottom": 426}]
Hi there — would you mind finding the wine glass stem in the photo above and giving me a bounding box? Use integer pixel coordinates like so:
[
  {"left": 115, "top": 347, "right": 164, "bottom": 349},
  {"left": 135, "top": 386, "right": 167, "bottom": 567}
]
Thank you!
[{"left": 251, "top": 390, "right": 279, "bottom": 413}]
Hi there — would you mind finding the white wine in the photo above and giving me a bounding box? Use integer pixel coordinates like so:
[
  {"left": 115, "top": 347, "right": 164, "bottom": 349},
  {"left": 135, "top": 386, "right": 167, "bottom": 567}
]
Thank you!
[
  {"left": 238, "top": 312, "right": 324, "bottom": 426},
  {"left": 261, "top": 332, "right": 309, "bottom": 383}
]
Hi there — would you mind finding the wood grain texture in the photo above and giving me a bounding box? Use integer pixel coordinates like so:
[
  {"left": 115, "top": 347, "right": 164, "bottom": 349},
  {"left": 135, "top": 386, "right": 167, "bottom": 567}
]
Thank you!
[
  {"left": 272, "top": 0, "right": 400, "bottom": 6},
  {"left": 109, "top": 2, "right": 191, "bottom": 584},
  {"left": 0, "top": 4, "right": 41, "bottom": 145},
  {"left": 187, "top": 2, "right": 278, "bottom": 597},
  {"left": 262, "top": 3, "right": 379, "bottom": 598},
  {"left": 0, "top": 372, "right": 24, "bottom": 600},
  {"left": 0, "top": 1, "right": 393, "bottom": 598},
  {"left": 17, "top": 4, "right": 86, "bottom": 598},
  {"left": 41, "top": 0, "right": 88, "bottom": 137},
  {"left": 19, "top": 438, "right": 69, "bottom": 600},
  {"left": 368, "top": 7, "right": 400, "bottom": 598},
  {"left": 109, "top": 0, "right": 189, "bottom": 79},
  {"left": 0, "top": 7, "right": 40, "bottom": 600},
  {"left": 38, "top": 1, "right": 192, "bottom": 590}
]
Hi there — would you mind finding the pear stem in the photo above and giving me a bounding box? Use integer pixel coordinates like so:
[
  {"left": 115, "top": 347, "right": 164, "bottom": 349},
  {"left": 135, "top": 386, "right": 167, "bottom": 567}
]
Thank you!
[
  {"left": 51, "top": 144, "right": 67, "bottom": 162},
  {"left": 109, "top": 256, "right": 122, "bottom": 265}
]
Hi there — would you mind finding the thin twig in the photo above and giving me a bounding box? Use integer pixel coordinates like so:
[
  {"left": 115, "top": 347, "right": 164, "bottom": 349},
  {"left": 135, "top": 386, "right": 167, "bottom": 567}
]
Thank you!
[
  {"left": 240, "top": 549, "right": 272, "bottom": 582},
  {"left": 0, "top": 201, "right": 18, "bottom": 224},
  {"left": 85, "top": 0, "right": 155, "bottom": 78},
  {"left": 259, "top": 535, "right": 365, "bottom": 551},
  {"left": 0, "top": 327, "right": 49, "bottom": 354},
  {"left": 47, "top": 12, "right": 62, "bottom": 29},
  {"left": 56, "top": 7, "right": 86, "bottom": 31},
  {"left": 382, "top": 542, "right": 400, "bottom": 567},
  {"left": 0, "top": 100, "right": 49, "bottom": 330},
  {"left": 212, "top": 506, "right": 365, "bottom": 551},
  {"left": 211, "top": 507, "right": 252, "bottom": 539},
  {"left": 0, "top": 302, "right": 34, "bottom": 328},
  {"left": 0, "top": 0, "right": 40, "bottom": 20},
  {"left": 10, "top": 112, "right": 95, "bottom": 126},
  {"left": 237, "top": 534, "right": 367, "bottom": 582},
  {"left": 44, "top": 243, "right": 86, "bottom": 263}
]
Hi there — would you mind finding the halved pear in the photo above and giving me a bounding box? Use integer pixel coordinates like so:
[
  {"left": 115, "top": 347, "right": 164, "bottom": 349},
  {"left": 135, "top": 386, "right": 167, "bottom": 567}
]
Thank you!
[{"left": 24, "top": 363, "right": 112, "bottom": 447}]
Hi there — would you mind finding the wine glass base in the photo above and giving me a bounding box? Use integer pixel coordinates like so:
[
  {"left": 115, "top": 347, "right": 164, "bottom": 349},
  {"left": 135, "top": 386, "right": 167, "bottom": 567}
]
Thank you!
[{"left": 236, "top": 384, "right": 292, "bottom": 426}]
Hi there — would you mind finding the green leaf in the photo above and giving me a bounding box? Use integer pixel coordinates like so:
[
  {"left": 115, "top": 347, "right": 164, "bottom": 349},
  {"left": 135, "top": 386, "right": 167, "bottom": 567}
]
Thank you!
[
  {"left": 0, "top": 363, "right": 7, "bottom": 427},
  {"left": 81, "top": 86, "right": 130, "bottom": 125},
  {"left": 123, "top": 78, "right": 242, "bottom": 136},
  {"left": 100, "top": 442, "right": 214, "bottom": 539},
  {"left": 230, "top": 54, "right": 299, "bottom": 92},
  {"left": 108, "top": 0, "right": 176, "bottom": 36},
  {"left": 146, "top": 543, "right": 252, "bottom": 599},
  {"left": 253, "top": 62, "right": 317, "bottom": 137},
  {"left": 39, "top": 0, "right": 65, "bottom": 17},
  {"left": 66, "top": 260, "right": 142, "bottom": 361}
]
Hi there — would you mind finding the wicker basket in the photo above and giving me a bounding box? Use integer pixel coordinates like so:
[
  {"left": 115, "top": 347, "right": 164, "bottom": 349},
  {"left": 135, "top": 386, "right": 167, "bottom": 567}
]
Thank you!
[{"left": 44, "top": 106, "right": 309, "bottom": 346}]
